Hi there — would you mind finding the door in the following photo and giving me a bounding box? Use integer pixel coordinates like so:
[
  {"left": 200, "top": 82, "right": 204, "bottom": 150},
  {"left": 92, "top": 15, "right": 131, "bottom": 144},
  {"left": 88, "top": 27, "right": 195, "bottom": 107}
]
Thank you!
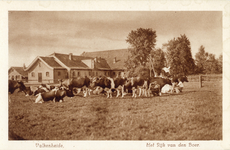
[{"left": 38, "top": 73, "right": 42, "bottom": 82}]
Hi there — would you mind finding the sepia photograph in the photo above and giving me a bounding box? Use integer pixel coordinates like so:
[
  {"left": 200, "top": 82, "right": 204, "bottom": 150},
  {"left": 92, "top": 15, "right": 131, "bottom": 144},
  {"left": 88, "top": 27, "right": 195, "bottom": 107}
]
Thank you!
[{"left": 1, "top": 1, "right": 230, "bottom": 150}]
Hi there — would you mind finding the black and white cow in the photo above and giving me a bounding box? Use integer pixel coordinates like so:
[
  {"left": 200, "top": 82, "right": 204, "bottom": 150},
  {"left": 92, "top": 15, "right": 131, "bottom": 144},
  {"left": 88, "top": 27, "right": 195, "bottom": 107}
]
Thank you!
[{"left": 91, "top": 76, "right": 115, "bottom": 98}]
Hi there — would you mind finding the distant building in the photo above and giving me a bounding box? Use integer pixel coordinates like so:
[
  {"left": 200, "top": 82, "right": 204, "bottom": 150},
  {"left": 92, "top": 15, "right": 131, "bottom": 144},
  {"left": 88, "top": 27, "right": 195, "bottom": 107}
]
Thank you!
[
  {"left": 8, "top": 66, "right": 28, "bottom": 82},
  {"left": 81, "top": 49, "right": 130, "bottom": 77},
  {"left": 22, "top": 49, "right": 130, "bottom": 84}
]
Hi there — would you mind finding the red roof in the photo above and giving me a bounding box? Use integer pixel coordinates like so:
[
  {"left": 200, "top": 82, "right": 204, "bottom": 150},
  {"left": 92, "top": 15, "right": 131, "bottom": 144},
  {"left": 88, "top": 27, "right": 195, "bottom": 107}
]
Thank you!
[{"left": 81, "top": 49, "right": 130, "bottom": 70}]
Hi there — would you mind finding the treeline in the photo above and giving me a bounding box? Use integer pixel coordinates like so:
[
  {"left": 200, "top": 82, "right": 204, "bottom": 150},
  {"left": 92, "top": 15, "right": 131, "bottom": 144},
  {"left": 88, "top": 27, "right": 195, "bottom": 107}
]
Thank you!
[{"left": 124, "top": 28, "right": 222, "bottom": 77}]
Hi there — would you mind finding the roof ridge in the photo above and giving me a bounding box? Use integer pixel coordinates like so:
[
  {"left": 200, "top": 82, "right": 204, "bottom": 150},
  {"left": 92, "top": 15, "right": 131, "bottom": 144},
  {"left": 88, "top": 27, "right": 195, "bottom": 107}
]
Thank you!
[{"left": 82, "top": 48, "right": 128, "bottom": 54}]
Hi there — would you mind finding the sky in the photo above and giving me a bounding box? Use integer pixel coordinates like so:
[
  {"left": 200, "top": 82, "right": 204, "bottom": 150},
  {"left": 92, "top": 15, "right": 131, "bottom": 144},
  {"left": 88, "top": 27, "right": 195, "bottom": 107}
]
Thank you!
[{"left": 8, "top": 11, "right": 222, "bottom": 68}]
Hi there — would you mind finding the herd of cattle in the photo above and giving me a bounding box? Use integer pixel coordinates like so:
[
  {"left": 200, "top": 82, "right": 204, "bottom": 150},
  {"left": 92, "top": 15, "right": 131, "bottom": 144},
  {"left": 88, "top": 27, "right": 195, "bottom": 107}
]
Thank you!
[{"left": 8, "top": 75, "right": 188, "bottom": 103}]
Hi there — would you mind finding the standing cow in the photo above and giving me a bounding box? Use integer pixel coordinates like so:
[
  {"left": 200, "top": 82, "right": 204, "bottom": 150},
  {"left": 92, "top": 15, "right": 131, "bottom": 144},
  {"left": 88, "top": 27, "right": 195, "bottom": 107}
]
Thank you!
[
  {"left": 60, "top": 76, "right": 91, "bottom": 97},
  {"left": 91, "top": 76, "right": 115, "bottom": 98},
  {"left": 125, "top": 77, "right": 148, "bottom": 98},
  {"left": 113, "top": 76, "right": 127, "bottom": 98}
]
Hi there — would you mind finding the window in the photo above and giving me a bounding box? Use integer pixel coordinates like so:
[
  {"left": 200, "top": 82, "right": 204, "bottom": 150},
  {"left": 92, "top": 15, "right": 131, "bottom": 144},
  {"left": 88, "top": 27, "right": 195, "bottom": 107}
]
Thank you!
[
  {"left": 119, "top": 72, "right": 121, "bottom": 75},
  {"left": 104, "top": 72, "right": 107, "bottom": 76},
  {"left": 113, "top": 72, "right": 116, "bottom": 76},
  {"left": 46, "top": 72, "right": 49, "bottom": 77},
  {"left": 78, "top": 72, "right": 80, "bottom": 76},
  {"left": 31, "top": 72, "right": 35, "bottom": 77},
  {"left": 12, "top": 75, "right": 14, "bottom": 80},
  {"left": 96, "top": 72, "right": 98, "bottom": 76},
  {"left": 58, "top": 71, "right": 61, "bottom": 76},
  {"left": 72, "top": 71, "right": 75, "bottom": 77}
]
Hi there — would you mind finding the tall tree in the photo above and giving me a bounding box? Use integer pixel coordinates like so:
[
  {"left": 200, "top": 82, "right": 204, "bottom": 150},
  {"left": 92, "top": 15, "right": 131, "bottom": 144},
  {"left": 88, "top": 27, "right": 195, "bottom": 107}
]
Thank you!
[
  {"left": 149, "top": 48, "right": 166, "bottom": 76},
  {"left": 125, "top": 28, "right": 157, "bottom": 77},
  {"left": 205, "top": 53, "right": 219, "bottom": 74},
  {"left": 195, "top": 45, "right": 209, "bottom": 74},
  {"left": 164, "top": 34, "right": 195, "bottom": 76}
]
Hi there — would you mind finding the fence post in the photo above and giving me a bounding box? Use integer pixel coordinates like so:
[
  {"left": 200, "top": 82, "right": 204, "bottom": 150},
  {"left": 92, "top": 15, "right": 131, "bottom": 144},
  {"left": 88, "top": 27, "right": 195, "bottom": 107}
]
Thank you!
[{"left": 199, "top": 75, "right": 202, "bottom": 88}]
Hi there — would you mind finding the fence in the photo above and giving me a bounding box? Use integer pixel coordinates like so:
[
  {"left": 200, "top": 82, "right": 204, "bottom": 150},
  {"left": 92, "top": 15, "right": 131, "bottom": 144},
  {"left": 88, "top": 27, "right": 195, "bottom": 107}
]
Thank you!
[{"left": 187, "top": 74, "right": 222, "bottom": 88}]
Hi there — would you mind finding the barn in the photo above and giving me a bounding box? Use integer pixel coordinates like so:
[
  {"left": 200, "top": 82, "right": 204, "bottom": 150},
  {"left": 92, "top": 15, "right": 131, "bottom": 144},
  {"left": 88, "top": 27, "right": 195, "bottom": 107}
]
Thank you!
[
  {"left": 8, "top": 66, "right": 28, "bottom": 82},
  {"left": 81, "top": 49, "right": 130, "bottom": 77},
  {"left": 23, "top": 50, "right": 129, "bottom": 84}
]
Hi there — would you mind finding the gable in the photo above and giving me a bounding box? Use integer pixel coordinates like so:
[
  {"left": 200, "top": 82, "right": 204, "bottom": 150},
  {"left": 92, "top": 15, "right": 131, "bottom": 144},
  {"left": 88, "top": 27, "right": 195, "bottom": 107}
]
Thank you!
[{"left": 8, "top": 67, "right": 28, "bottom": 77}]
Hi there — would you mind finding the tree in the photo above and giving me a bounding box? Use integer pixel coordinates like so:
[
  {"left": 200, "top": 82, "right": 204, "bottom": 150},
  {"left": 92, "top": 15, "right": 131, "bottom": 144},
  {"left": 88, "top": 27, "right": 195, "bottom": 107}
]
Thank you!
[
  {"left": 217, "top": 54, "right": 222, "bottom": 73},
  {"left": 205, "top": 53, "right": 219, "bottom": 74},
  {"left": 164, "top": 34, "right": 195, "bottom": 76},
  {"left": 125, "top": 28, "right": 157, "bottom": 77},
  {"left": 149, "top": 48, "right": 166, "bottom": 76},
  {"left": 195, "top": 45, "right": 209, "bottom": 74}
]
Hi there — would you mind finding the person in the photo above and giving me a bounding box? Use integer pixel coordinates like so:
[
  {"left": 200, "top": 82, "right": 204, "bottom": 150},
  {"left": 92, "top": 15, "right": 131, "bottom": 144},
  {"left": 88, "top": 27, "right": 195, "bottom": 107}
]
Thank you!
[{"left": 175, "top": 78, "right": 184, "bottom": 93}]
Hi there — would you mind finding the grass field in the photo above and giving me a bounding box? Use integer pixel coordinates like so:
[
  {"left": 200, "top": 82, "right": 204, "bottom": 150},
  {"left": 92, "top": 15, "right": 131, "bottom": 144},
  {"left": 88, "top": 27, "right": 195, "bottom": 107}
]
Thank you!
[{"left": 8, "top": 81, "right": 222, "bottom": 140}]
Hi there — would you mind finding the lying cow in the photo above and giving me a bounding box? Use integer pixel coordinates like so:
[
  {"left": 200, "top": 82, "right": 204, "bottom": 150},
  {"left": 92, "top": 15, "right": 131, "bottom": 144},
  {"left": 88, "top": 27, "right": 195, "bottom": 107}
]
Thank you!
[
  {"left": 35, "top": 89, "right": 66, "bottom": 103},
  {"left": 161, "top": 84, "right": 173, "bottom": 94}
]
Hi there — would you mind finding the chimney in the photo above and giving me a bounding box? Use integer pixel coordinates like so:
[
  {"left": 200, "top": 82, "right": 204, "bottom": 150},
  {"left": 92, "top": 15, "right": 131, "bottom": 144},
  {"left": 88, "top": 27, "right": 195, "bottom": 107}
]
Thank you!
[
  {"left": 69, "top": 53, "right": 72, "bottom": 60},
  {"left": 113, "top": 57, "right": 116, "bottom": 63}
]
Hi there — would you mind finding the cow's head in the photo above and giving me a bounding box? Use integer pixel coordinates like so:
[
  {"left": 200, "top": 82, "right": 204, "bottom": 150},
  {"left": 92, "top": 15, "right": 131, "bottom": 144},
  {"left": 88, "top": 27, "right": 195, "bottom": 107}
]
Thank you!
[{"left": 17, "top": 81, "right": 27, "bottom": 94}]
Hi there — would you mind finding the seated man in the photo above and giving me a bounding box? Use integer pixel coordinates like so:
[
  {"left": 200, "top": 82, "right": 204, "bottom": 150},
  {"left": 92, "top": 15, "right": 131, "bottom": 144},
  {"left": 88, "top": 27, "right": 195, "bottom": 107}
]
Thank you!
[{"left": 175, "top": 79, "right": 184, "bottom": 93}]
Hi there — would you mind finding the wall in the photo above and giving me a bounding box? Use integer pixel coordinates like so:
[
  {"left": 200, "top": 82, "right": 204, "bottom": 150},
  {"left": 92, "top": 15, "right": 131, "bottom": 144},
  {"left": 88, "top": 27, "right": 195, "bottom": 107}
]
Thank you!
[
  {"left": 70, "top": 69, "right": 113, "bottom": 78},
  {"left": 53, "top": 69, "right": 68, "bottom": 83},
  {"left": 27, "top": 59, "right": 54, "bottom": 84},
  {"left": 8, "top": 69, "right": 22, "bottom": 81}
]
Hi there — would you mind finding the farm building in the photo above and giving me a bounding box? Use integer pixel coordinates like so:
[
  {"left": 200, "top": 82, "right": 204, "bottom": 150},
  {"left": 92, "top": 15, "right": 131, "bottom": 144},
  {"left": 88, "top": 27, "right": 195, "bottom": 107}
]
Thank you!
[
  {"left": 81, "top": 49, "right": 130, "bottom": 77},
  {"left": 23, "top": 50, "right": 129, "bottom": 84},
  {"left": 8, "top": 66, "right": 28, "bottom": 82}
]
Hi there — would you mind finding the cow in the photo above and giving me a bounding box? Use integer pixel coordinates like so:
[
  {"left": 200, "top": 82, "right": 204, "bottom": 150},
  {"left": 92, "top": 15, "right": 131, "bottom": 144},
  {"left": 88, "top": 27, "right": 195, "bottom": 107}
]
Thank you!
[
  {"left": 35, "top": 89, "right": 66, "bottom": 103},
  {"left": 34, "top": 88, "right": 48, "bottom": 96},
  {"left": 113, "top": 76, "right": 127, "bottom": 98},
  {"left": 60, "top": 76, "right": 91, "bottom": 97},
  {"left": 40, "top": 84, "right": 56, "bottom": 91},
  {"left": 124, "top": 77, "right": 149, "bottom": 98},
  {"left": 24, "top": 87, "right": 34, "bottom": 96},
  {"left": 147, "top": 81, "right": 161, "bottom": 96},
  {"left": 171, "top": 75, "right": 188, "bottom": 83},
  {"left": 161, "top": 84, "right": 173, "bottom": 94},
  {"left": 8, "top": 80, "right": 27, "bottom": 94},
  {"left": 148, "top": 77, "right": 172, "bottom": 96},
  {"left": 91, "top": 76, "right": 115, "bottom": 98}
]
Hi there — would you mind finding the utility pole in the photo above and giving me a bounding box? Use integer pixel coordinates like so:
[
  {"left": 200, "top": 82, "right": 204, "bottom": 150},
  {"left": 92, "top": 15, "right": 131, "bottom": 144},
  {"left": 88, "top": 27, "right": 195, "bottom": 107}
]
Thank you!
[{"left": 149, "top": 54, "right": 156, "bottom": 77}]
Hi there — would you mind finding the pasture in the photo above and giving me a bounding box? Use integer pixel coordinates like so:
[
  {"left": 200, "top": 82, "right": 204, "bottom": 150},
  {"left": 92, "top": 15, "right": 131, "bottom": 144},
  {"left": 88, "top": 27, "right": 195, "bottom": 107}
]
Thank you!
[{"left": 8, "top": 81, "right": 222, "bottom": 140}]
